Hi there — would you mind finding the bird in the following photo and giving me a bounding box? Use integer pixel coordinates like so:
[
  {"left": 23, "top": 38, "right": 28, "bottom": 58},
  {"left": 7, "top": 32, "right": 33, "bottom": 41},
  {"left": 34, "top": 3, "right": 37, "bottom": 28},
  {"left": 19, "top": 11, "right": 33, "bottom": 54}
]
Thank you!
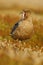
[{"left": 10, "top": 10, "right": 34, "bottom": 40}]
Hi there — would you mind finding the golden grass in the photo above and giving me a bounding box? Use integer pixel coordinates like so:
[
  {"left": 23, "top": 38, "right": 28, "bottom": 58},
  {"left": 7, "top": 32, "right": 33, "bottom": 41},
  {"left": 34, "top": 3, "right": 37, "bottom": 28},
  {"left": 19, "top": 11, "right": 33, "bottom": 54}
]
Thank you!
[{"left": 0, "top": 10, "right": 43, "bottom": 65}]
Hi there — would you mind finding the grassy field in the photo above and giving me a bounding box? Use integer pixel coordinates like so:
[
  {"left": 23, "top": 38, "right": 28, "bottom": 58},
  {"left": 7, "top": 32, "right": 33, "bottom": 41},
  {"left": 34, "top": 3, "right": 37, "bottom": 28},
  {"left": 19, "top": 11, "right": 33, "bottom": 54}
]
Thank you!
[{"left": 0, "top": 10, "right": 43, "bottom": 65}]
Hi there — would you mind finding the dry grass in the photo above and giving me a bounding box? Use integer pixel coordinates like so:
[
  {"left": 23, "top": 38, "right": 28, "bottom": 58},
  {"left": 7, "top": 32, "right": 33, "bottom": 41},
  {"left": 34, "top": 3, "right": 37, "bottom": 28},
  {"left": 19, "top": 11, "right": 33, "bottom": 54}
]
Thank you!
[{"left": 0, "top": 10, "right": 43, "bottom": 65}]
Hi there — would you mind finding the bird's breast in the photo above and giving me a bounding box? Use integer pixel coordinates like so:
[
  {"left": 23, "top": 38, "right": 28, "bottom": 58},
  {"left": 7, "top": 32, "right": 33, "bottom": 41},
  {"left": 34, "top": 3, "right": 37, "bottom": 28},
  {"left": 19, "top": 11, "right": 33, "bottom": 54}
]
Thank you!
[{"left": 14, "top": 19, "right": 34, "bottom": 40}]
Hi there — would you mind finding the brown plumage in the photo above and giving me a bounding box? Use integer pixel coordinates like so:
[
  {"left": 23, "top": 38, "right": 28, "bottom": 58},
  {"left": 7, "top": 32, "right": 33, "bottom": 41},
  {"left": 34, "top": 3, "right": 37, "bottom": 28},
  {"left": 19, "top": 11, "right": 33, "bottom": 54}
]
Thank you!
[{"left": 11, "top": 10, "right": 34, "bottom": 40}]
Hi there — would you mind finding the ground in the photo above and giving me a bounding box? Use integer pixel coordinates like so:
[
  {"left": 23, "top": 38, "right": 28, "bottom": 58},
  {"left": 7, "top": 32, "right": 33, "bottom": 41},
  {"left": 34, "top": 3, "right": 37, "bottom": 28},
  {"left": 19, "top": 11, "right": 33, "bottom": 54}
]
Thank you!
[{"left": 0, "top": 10, "right": 43, "bottom": 65}]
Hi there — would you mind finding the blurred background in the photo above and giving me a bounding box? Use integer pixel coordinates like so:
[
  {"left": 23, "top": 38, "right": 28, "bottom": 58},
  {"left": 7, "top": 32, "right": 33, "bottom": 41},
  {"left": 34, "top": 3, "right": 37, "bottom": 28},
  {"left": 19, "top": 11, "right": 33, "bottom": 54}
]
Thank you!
[{"left": 0, "top": 0, "right": 43, "bottom": 65}]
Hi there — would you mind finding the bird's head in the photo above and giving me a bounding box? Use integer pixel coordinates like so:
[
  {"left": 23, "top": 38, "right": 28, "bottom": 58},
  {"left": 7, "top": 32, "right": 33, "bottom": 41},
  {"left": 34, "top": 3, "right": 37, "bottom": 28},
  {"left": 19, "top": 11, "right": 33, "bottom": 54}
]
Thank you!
[{"left": 20, "top": 9, "right": 31, "bottom": 20}]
